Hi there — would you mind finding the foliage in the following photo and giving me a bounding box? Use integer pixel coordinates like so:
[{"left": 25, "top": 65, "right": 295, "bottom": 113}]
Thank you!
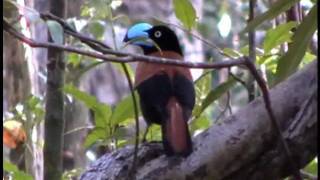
[
  {"left": 3, "top": 161, "right": 33, "bottom": 180},
  {"left": 242, "top": 0, "right": 301, "bottom": 33},
  {"left": 173, "top": 0, "right": 197, "bottom": 30},
  {"left": 63, "top": 84, "right": 139, "bottom": 148},
  {"left": 274, "top": 5, "right": 317, "bottom": 84}
]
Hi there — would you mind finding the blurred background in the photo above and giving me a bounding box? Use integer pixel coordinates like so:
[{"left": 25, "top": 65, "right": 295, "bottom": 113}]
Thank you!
[{"left": 3, "top": 0, "right": 317, "bottom": 179}]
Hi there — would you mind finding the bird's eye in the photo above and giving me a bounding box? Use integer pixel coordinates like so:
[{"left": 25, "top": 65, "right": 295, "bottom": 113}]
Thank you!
[{"left": 154, "top": 31, "right": 162, "bottom": 38}]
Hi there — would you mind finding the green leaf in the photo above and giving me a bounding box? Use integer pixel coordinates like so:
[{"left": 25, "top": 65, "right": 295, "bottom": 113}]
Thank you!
[
  {"left": 190, "top": 115, "right": 210, "bottom": 133},
  {"left": 63, "top": 84, "right": 111, "bottom": 127},
  {"left": 110, "top": 92, "right": 139, "bottom": 125},
  {"left": 240, "top": 45, "right": 249, "bottom": 56},
  {"left": 193, "top": 70, "right": 213, "bottom": 117},
  {"left": 173, "top": 0, "right": 197, "bottom": 30},
  {"left": 263, "top": 21, "right": 298, "bottom": 53},
  {"left": 47, "top": 20, "right": 64, "bottom": 44},
  {"left": 300, "top": 51, "right": 317, "bottom": 68},
  {"left": 4, "top": 161, "right": 33, "bottom": 180},
  {"left": 67, "top": 53, "right": 82, "bottom": 68},
  {"left": 274, "top": 5, "right": 317, "bottom": 85},
  {"left": 303, "top": 157, "right": 318, "bottom": 174},
  {"left": 145, "top": 125, "right": 162, "bottom": 141},
  {"left": 112, "top": 63, "right": 135, "bottom": 82},
  {"left": 88, "top": 21, "right": 105, "bottom": 39},
  {"left": 242, "top": 0, "right": 300, "bottom": 33},
  {"left": 3, "top": 0, "right": 19, "bottom": 20},
  {"left": 222, "top": 48, "right": 242, "bottom": 58},
  {"left": 63, "top": 84, "right": 98, "bottom": 108},
  {"left": 93, "top": 104, "right": 112, "bottom": 127},
  {"left": 84, "top": 128, "right": 107, "bottom": 148},
  {"left": 198, "top": 77, "right": 237, "bottom": 117},
  {"left": 81, "top": 0, "right": 111, "bottom": 19}
]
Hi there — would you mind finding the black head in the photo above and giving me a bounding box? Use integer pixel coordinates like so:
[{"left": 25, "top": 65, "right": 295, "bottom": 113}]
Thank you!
[{"left": 123, "top": 23, "right": 183, "bottom": 56}]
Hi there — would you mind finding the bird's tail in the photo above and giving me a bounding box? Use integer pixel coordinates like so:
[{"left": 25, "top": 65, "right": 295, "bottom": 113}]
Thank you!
[{"left": 162, "top": 97, "right": 192, "bottom": 156}]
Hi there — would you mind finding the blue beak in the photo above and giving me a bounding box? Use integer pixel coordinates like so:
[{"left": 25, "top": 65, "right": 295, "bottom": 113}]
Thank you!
[{"left": 123, "top": 23, "right": 153, "bottom": 46}]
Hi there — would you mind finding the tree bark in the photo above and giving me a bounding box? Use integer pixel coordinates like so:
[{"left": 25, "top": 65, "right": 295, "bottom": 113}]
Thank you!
[
  {"left": 79, "top": 60, "right": 317, "bottom": 180},
  {"left": 43, "top": 0, "right": 66, "bottom": 179}
]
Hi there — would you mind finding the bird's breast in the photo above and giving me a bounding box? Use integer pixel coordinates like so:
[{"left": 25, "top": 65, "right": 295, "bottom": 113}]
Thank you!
[{"left": 134, "top": 51, "right": 193, "bottom": 87}]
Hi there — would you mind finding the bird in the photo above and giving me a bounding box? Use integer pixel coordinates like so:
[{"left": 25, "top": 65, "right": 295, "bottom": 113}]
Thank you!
[{"left": 123, "top": 23, "right": 195, "bottom": 157}]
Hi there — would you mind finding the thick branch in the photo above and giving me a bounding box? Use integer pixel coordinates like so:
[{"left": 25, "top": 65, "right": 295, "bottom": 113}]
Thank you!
[{"left": 80, "top": 60, "right": 317, "bottom": 180}]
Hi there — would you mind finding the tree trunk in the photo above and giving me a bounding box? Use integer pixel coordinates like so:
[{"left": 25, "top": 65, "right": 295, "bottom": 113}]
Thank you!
[
  {"left": 43, "top": 0, "right": 66, "bottom": 179},
  {"left": 79, "top": 60, "right": 317, "bottom": 180}
]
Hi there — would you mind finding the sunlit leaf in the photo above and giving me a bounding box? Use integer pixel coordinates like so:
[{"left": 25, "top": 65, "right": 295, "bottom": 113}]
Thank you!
[
  {"left": 81, "top": 0, "right": 111, "bottom": 19},
  {"left": 193, "top": 70, "right": 213, "bottom": 117},
  {"left": 197, "top": 77, "right": 237, "bottom": 117},
  {"left": 88, "top": 21, "right": 105, "bottom": 39},
  {"left": 84, "top": 128, "right": 107, "bottom": 148},
  {"left": 190, "top": 115, "right": 210, "bottom": 134},
  {"left": 173, "top": 0, "right": 197, "bottom": 30},
  {"left": 4, "top": 161, "right": 33, "bottom": 180},
  {"left": 146, "top": 125, "right": 161, "bottom": 141},
  {"left": 110, "top": 92, "right": 139, "bottom": 125},
  {"left": 303, "top": 157, "right": 318, "bottom": 174},
  {"left": 47, "top": 20, "right": 64, "bottom": 44},
  {"left": 67, "top": 53, "right": 82, "bottom": 68},
  {"left": 222, "top": 48, "right": 242, "bottom": 58},
  {"left": 112, "top": 63, "right": 135, "bottom": 82},
  {"left": 63, "top": 84, "right": 111, "bottom": 127},
  {"left": 242, "top": 0, "right": 300, "bottom": 33},
  {"left": 300, "top": 51, "right": 317, "bottom": 68},
  {"left": 263, "top": 21, "right": 298, "bottom": 53},
  {"left": 274, "top": 5, "right": 317, "bottom": 85}
]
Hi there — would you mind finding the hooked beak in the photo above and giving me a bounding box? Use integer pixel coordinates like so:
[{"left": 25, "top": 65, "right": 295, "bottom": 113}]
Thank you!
[{"left": 123, "top": 23, "right": 153, "bottom": 46}]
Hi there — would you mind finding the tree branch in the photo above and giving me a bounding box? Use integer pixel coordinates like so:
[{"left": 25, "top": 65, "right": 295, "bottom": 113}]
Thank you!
[
  {"left": 3, "top": 19, "right": 246, "bottom": 69},
  {"left": 79, "top": 60, "right": 317, "bottom": 180}
]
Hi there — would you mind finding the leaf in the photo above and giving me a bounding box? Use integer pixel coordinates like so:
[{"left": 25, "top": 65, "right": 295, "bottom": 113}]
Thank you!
[
  {"left": 145, "top": 125, "right": 162, "bottom": 141},
  {"left": 190, "top": 115, "right": 210, "bottom": 133},
  {"left": 112, "top": 63, "right": 135, "bottom": 82},
  {"left": 88, "top": 21, "right": 105, "bottom": 39},
  {"left": 242, "top": 0, "right": 300, "bottom": 33},
  {"left": 263, "top": 21, "right": 298, "bottom": 53},
  {"left": 84, "top": 128, "right": 107, "bottom": 148},
  {"left": 303, "top": 157, "right": 318, "bottom": 174},
  {"left": 46, "top": 20, "right": 64, "bottom": 44},
  {"left": 173, "top": 0, "right": 197, "bottom": 30},
  {"left": 63, "top": 84, "right": 111, "bottom": 127},
  {"left": 4, "top": 161, "right": 33, "bottom": 180},
  {"left": 67, "top": 53, "right": 82, "bottom": 68},
  {"left": 197, "top": 77, "right": 237, "bottom": 117},
  {"left": 274, "top": 5, "right": 317, "bottom": 85},
  {"left": 193, "top": 70, "right": 213, "bottom": 117},
  {"left": 81, "top": 0, "right": 111, "bottom": 19},
  {"left": 3, "top": 0, "right": 19, "bottom": 20},
  {"left": 110, "top": 92, "right": 139, "bottom": 125},
  {"left": 222, "top": 48, "right": 242, "bottom": 58}
]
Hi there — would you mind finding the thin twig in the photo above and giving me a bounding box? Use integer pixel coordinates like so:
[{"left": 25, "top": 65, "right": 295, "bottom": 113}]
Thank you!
[
  {"left": 3, "top": 19, "right": 246, "bottom": 69},
  {"left": 155, "top": 19, "right": 232, "bottom": 58},
  {"left": 244, "top": 58, "right": 302, "bottom": 180},
  {"left": 63, "top": 125, "right": 94, "bottom": 136},
  {"left": 121, "top": 64, "right": 139, "bottom": 179},
  {"left": 247, "top": 0, "right": 257, "bottom": 102}
]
